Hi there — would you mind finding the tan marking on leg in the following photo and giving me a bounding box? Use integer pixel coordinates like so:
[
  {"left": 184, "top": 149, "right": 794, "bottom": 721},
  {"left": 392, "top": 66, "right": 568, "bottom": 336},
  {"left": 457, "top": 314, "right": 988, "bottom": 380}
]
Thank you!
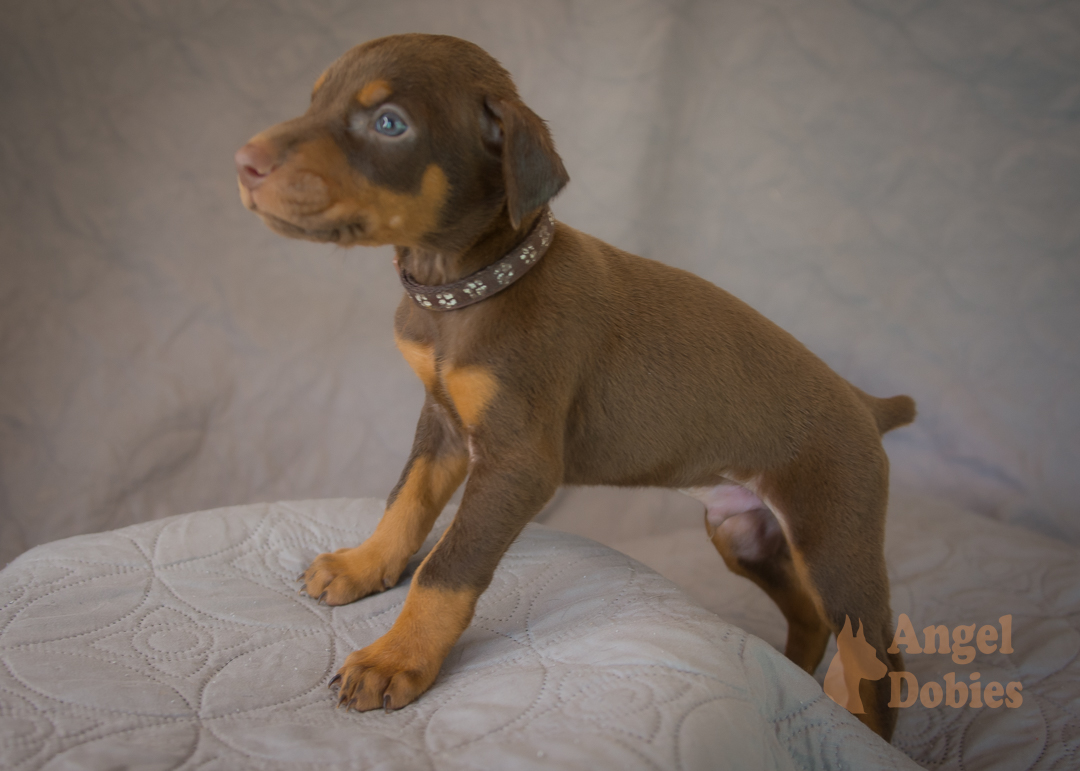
[
  {"left": 442, "top": 366, "right": 499, "bottom": 428},
  {"left": 356, "top": 79, "right": 392, "bottom": 107},
  {"left": 334, "top": 582, "right": 478, "bottom": 711},
  {"left": 790, "top": 538, "right": 896, "bottom": 738},
  {"left": 395, "top": 335, "right": 437, "bottom": 391},
  {"left": 301, "top": 453, "right": 467, "bottom": 605},
  {"left": 376, "top": 453, "right": 468, "bottom": 556},
  {"left": 787, "top": 542, "right": 829, "bottom": 623},
  {"left": 694, "top": 485, "right": 832, "bottom": 674}
]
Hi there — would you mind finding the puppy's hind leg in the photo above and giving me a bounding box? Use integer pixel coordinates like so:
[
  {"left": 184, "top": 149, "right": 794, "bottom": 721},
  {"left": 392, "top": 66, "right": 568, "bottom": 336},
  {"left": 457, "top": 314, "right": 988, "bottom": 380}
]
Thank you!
[
  {"left": 762, "top": 452, "right": 901, "bottom": 741},
  {"left": 689, "top": 484, "right": 831, "bottom": 674}
]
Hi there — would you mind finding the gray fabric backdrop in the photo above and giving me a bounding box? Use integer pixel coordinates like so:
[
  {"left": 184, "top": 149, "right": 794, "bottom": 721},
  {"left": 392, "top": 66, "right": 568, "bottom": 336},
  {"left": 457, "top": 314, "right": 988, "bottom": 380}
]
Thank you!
[{"left": 2, "top": 0, "right": 1078, "bottom": 567}]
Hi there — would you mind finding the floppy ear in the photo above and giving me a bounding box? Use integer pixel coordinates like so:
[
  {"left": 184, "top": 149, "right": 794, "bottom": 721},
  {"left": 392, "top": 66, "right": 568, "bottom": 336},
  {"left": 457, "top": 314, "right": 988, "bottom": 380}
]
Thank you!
[{"left": 484, "top": 97, "right": 569, "bottom": 228}]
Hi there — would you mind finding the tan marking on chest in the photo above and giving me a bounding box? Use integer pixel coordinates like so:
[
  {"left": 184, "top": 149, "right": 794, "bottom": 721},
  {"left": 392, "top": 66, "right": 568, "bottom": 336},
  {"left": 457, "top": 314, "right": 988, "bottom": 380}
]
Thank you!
[
  {"left": 442, "top": 366, "right": 499, "bottom": 428},
  {"left": 395, "top": 335, "right": 437, "bottom": 391},
  {"left": 357, "top": 79, "right": 392, "bottom": 107}
]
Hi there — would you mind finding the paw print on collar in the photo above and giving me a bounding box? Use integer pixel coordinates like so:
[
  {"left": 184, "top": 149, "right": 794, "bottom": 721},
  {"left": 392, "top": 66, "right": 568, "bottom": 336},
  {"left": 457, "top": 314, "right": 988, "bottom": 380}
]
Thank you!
[
  {"left": 463, "top": 279, "right": 488, "bottom": 297},
  {"left": 493, "top": 263, "right": 515, "bottom": 286}
]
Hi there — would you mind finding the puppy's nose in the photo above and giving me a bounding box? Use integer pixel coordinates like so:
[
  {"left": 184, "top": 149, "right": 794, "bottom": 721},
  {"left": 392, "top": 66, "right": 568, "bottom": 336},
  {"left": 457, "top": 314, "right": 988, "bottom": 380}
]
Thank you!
[{"left": 235, "top": 142, "right": 277, "bottom": 190}]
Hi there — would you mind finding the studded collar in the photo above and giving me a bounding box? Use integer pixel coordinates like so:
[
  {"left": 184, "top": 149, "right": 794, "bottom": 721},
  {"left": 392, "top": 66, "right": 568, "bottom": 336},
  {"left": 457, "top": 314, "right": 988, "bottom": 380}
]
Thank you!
[{"left": 397, "top": 208, "right": 556, "bottom": 311}]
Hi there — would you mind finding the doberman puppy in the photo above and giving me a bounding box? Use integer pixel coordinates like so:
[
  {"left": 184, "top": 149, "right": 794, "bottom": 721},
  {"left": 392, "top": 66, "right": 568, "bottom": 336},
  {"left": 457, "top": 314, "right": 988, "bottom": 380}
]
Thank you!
[{"left": 235, "top": 33, "right": 914, "bottom": 739}]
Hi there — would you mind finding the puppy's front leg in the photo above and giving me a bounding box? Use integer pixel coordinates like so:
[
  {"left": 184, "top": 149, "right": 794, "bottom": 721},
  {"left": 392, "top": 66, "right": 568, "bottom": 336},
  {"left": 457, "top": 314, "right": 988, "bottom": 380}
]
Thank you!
[
  {"left": 333, "top": 443, "right": 560, "bottom": 712},
  {"left": 301, "top": 397, "right": 467, "bottom": 605}
]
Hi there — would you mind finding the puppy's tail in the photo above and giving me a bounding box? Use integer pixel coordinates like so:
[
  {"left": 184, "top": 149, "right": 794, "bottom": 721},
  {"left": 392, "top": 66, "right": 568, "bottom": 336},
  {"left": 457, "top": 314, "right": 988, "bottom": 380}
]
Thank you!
[{"left": 854, "top": 388, "right": 916, "bottom": 435}]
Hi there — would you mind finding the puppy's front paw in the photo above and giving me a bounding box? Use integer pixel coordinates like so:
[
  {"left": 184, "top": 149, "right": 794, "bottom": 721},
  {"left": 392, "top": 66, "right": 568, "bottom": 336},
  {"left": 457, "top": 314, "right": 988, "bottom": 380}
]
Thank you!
[
  {"left": 300, "top": 545, "right": 404, "bottom": 606},
  {"left": 331, "top": 637, "right": 440, "bottom": 712}
]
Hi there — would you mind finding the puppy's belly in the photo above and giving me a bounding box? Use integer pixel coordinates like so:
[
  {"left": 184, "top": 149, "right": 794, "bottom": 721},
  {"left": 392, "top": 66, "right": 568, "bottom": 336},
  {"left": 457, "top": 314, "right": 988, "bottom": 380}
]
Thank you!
[
  {"left": 682, "top": 482, "right": 765, "bottom": 524},
  {"left": 682, "top": 482, "right": 787, "bottom": 563}
]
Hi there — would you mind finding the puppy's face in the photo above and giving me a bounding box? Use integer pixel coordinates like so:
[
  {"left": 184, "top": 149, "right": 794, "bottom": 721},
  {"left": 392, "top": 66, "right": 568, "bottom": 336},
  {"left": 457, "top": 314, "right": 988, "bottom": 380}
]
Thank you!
[
  {"left": 236, "top": 35, "right": 494, "bottom": 248},
  {"left": 235, "top": 34, "right": 567, "bottom": 251}
]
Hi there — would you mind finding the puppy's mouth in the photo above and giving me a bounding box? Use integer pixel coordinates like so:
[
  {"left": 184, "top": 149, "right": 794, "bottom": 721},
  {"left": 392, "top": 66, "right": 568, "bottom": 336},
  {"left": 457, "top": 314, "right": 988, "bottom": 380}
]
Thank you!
[
  {"left": 238, "top": 176, "right": 373, "bottom": 246},
  {"left": 267, "top": 213, "right": 370, "bottom": 244},
  {"left": 257, "top": 206, "right": 371, "bottom": 246}
]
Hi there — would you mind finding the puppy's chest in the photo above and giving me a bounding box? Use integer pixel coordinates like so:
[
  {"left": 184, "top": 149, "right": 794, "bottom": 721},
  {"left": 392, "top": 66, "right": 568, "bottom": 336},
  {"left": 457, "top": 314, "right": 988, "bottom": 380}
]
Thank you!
[{"left": 394, "top": 334, "right": 498, "bottom": 429}]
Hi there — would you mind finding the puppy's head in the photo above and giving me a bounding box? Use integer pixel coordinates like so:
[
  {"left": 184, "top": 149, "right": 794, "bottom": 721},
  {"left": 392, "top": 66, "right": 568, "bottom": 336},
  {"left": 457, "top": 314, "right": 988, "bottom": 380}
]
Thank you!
[{"left": 235, "top": 34, "right": 568, "bottom": 250}]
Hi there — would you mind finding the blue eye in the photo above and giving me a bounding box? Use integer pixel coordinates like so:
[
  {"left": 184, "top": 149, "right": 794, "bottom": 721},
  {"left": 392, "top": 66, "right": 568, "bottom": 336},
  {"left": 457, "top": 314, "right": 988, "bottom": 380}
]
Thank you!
[{"left": 374, "top": 111, "right": 408, "bottom": 137}]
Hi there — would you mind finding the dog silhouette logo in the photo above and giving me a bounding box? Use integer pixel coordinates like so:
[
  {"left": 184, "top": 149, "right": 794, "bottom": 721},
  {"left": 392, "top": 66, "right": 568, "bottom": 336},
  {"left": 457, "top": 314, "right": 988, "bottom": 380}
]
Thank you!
[{"left": 823, "top": 616, "right": 888, "bottom": 713}]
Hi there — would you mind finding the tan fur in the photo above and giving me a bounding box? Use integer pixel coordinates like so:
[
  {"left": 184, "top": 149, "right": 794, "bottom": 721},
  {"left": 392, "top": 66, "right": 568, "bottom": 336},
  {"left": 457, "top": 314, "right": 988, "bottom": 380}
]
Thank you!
[
  {"left": 329, "top": 162, "right": 448, "bottom": 244},
  {"left": 442, "top": 366, "right": 499, "bottom": 428},
  {"left": 240, "top": 129, "right": 448, "bottom": 247},
  {"left": 300, "top": 453, "right": 467, "bottom": 605},
  {"left": 395, "top": 335, "right": 437, "bottom": 391},
  {"left": 356, "top": 78, "right": 392, "bottom": 107},
  {"left": 238, "top": 33, "right": 913, "bottom": 739},
  {"left": 333, "top": 582, "right": 478, "bottom": 711}
]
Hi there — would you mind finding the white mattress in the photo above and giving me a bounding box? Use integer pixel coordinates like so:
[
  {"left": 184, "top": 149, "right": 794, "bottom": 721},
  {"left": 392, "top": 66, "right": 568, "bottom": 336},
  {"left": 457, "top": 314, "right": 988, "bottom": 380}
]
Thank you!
[{"left": 0, "top": 498, "right": 917, "bottom": 770}]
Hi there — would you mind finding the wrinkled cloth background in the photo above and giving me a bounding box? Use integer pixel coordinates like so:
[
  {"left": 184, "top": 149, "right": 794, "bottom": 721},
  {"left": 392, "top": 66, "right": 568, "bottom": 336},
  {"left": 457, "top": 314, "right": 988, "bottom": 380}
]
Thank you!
[{"left": 2, "top": 0, "right": 1078, "bottom": 567}]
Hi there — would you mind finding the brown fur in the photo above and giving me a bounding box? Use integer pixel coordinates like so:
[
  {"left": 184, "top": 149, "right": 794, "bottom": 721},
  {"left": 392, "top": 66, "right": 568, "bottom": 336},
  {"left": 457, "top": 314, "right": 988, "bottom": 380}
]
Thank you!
[{"left": 237, "top": 33, "right": 914, "bottom": 739}]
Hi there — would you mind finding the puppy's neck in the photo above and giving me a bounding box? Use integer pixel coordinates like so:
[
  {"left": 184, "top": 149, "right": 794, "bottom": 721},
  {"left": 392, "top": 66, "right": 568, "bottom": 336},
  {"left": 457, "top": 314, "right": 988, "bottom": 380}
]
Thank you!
[{"left": 395, "top": 208, "right": 543, "bottom": 287}]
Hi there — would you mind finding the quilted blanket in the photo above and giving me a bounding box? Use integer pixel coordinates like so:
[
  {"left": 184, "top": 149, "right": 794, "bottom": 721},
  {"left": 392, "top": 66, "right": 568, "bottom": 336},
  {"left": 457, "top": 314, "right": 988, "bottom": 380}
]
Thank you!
[{"left": 0, "top": 499, "right": 917, "bottom": 770}]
